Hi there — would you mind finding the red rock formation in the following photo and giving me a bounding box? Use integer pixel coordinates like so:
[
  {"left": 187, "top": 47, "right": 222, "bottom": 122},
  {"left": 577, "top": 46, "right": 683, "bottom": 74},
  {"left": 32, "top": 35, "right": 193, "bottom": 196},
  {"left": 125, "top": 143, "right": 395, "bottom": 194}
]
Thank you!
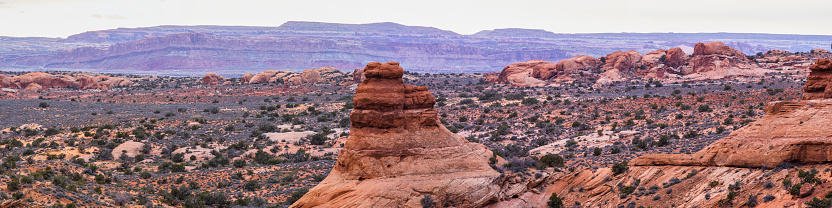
[
  {"left": 0, "top": 72, "right": 132, "bottom": 91},
  {"left": 351, "top": 68, "right": 365, "bottom": 83},
  {"left": 632, "top": 59, "right": 832, "bottom": 167},
  {"left": 24, "top": 83, "right": 43, "bottom": 91},
  {"left": 812, "top": 48, "right": 830, "bottom": 54},
  {"left": 533, "top": 55, "right": 602, "bottom": 81},
  {"left": 292, "top": 62, "right": 540, "bottom": 207},
  {"left": 247, "top": 70, "right": 294, "bottom": 84},
  {"left": 496, "top": 60, "right": 550, "bottom": 86},
  {"left": 247, "top": 67, "right": 348, "bottom": 85},
  {"left": 803, "top": 59, "right": 832, "bottom": 100},
  {"left": 289, "top": 67, "right": 345, "bottom": 85},
  {"left": 689, "top": 41, "right": 752, "bottom": 74},
  {"left": 0, "top": 75, "right": 11, "bottom": 88},
  {"left": 603, "top": 50, "right": 642, "bottom": 73},
  {"left": 240, "top": 73, "right": 254, "bottom": 83},
  {"left": 76, "top": 75, "right": 101, "bottom": 90},
  {"left": 202, "top": 73, "right": 225, "bottom": 86},
  {"left": 641, "top": 49, "right": 667, "bottom": 69},
  {"left": 13, "top": 72, "right": 79, "bottom": 90},
  {"left": 596, "top": 51, "right": 642, "bottom": 85},
  {"left": 663, "top": 47, "right": 686, "bottom": 68}
]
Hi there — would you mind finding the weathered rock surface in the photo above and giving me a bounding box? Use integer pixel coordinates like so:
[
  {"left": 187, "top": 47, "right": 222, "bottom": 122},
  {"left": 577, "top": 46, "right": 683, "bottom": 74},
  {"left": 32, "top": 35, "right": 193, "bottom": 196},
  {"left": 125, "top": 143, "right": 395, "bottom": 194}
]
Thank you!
[
  {"left": 0, "top": 75, "right": 11, "bottom": 88},
  {"left": 292, "top": 62, "right": 541, "bottom": 208},
  {"left": 351, "top": 68, "right": 366, "bottom": 84},
  {"left": 632, "top": 59, "right": 832, "bottom": 167},
  {"left": 496, "top": 60, "right": 549, "bottom": 87},
  {"left": 202, "top": 73, "right": 225, "bottom": 86},
  {"left": 532, "top": 55, "right": 602, "bottom": 81},
  {"left": 686, "top": 41, "right": 762, "bottom": 79},
  {"left": 240, "top": 73, "right": 254, "bottom": 83},
  {"left": 803, "top": 59, "right": 832, "bottom": 100},
  {"left": 595, "top": 50, "right": 642, "bottom": 85}
]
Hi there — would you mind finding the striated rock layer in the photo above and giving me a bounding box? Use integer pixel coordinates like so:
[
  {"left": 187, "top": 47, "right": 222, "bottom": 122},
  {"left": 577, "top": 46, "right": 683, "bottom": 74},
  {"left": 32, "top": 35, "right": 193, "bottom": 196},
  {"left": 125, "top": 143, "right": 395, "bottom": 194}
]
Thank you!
[
  {"left": 633, "top": 58, "right": 832, "bottom": 167},
  {"left": 292, "top": 62, "right": 526, "bottom": 208}
]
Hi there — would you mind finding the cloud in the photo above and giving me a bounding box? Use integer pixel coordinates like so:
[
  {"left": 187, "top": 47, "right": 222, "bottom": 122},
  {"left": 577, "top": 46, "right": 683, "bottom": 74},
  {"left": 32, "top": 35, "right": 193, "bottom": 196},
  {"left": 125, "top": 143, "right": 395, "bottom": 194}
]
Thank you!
[{"left": 91, "top": 14, "right": 127, "bottom": 20}]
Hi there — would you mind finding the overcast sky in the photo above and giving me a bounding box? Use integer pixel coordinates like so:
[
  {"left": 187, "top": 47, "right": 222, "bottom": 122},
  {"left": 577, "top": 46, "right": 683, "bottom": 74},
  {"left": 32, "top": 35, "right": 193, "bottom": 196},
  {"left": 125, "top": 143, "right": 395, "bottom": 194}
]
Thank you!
[{"left": 1, "top": 0, "right": 830, "bottom": 38}]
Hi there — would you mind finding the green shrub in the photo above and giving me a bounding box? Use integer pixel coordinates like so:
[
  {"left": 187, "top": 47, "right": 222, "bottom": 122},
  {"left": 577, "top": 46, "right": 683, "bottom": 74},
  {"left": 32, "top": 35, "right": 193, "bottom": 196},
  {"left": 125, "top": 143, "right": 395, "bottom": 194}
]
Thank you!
[{"left": 548, "top": 193, "right": 563, "bottom": 208}]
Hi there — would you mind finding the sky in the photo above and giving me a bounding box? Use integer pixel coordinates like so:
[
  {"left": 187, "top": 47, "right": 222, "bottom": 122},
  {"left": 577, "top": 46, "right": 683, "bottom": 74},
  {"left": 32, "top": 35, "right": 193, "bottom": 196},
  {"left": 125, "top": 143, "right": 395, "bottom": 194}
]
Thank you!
[{"left": 1, "top": 0, "right": 830, "bottom": 38}]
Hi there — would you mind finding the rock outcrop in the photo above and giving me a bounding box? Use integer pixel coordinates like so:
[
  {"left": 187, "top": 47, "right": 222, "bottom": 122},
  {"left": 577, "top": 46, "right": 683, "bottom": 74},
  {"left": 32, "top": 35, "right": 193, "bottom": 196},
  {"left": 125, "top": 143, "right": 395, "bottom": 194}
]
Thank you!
[
  {"left": 202, "top": 73, "right": 225, "bottom": 86},
  {"left": 247, "top": 70, "right": 297, "bottom": 84},
  {"left": 292, "top": 62, "right": 538, "bottom": 208},
  {"left": 687, "top": 41, "right": 759, "bottom": 76},
  {"left": 532, "top": 55, "right": 602, "bottom": 81},
  {"left": 632, "top": 58, "right": 832, "bottom": 167},
  {"left": 240, "top": 73, "right": 254, "bottom": 83},
  {"left": 351, "top": 68, "right": 365, "bottom": 84},
  {"left": 496, "top": 60, "right": 551, "bottom": 87},
  {"left": 0, "top": 72, "right": 132, "bottom": 91},
  {"left": 288, "top": 67, "right": 346, "bottom": 85},
  {"left": 596, "top": 51, "right": 642, "bottom": 85},
  {"left": 0, "top": 75, "right": 11, "bottom": 88},
  {"left": 246, "top": 67, "right": 349, "bottom": 86},
  {"left": 802, "top": 59, "right": 832, "bottom": 100}
]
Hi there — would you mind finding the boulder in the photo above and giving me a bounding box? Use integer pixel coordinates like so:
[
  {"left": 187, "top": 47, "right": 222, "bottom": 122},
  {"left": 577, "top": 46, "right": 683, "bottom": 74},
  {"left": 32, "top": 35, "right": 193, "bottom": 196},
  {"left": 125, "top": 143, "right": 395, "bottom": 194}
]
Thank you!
[
  {"left": 663, "top": 47, "right": 686, "bottom": 68},
  {"left": 202, "top": 72, "right": 225, "bottom": 86},
  {"left": 241, "top": 73, "right": 254, "bottom": 83},
  {"left": 800, "top": 184, "right": 814, "bottom": 198}
]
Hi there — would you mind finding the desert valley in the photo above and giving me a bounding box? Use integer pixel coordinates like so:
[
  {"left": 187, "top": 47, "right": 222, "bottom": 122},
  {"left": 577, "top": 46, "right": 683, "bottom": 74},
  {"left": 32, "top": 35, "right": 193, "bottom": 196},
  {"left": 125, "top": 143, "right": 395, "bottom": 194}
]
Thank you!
[{"left": 1, "top": 17, "right": 832, "bottom": 208}]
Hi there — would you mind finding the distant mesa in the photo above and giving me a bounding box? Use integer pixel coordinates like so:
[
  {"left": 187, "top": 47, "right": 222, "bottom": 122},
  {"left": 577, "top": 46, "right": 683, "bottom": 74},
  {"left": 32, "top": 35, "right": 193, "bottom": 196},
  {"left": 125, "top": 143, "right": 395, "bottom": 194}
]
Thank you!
[
  {"left": 632, "top": 58, "right": 832, "bottom": 168},
  {"left": 291, "top": 62, "right": 546, "bottom": 207},
  {"left": 0, "top": 72, "right": 132, "bottom": 91}
]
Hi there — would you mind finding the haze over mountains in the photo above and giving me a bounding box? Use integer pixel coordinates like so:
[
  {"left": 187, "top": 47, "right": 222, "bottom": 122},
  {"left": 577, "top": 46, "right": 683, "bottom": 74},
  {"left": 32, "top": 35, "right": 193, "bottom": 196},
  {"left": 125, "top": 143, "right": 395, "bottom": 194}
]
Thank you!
[{"left": 1, "top": 21, "right": 830, "bottom": 76}]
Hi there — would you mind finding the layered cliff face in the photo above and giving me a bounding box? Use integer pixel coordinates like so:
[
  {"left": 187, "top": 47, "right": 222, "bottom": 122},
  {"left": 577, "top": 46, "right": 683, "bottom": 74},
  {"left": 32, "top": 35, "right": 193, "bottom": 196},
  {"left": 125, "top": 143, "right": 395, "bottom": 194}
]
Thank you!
[
  {"left": 632, "top": 58, "right": 832, "bottom": 168},
  {"left": 14, "top": 31, "right": 571, "bottom": 73},
  {"left": 292, "top": 62, "right": 539, "bottom": 208},
  {"left": 0, "top": 72, "right": 132, "bottom": 91}
]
